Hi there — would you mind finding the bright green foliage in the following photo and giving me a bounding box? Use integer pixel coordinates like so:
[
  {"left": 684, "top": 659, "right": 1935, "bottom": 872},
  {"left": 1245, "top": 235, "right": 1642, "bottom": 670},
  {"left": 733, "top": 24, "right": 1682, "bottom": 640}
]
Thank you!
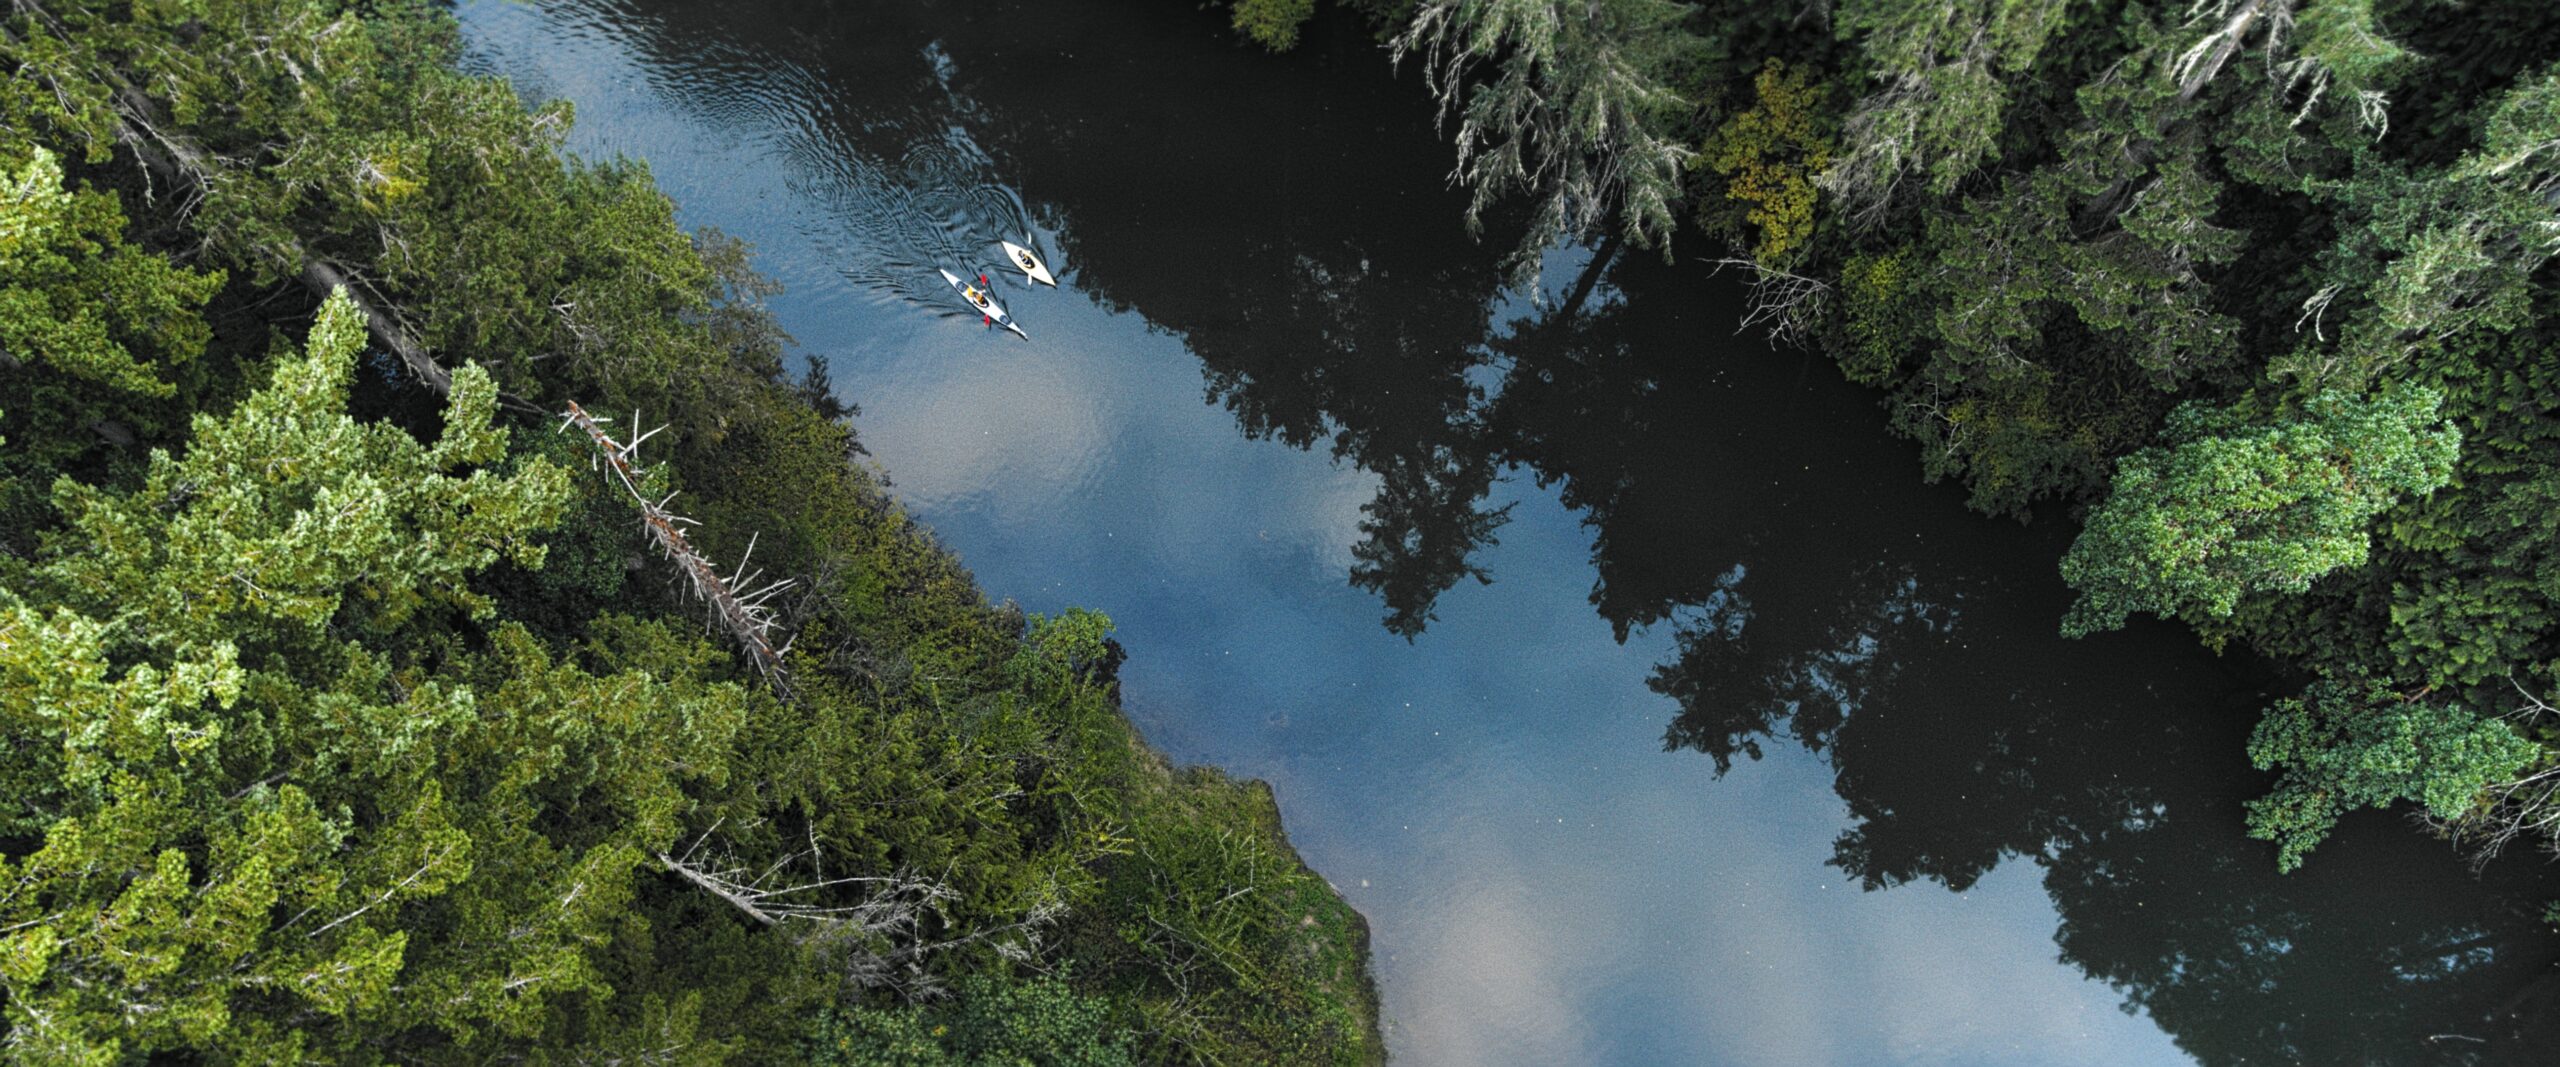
[
  {"left": 2189, "top": 295, "right": 2560, "bottom": 793},
  {"left": 0, "top": 147, "right": 220, "bottom": 398},
  {"left": 1394, "top": 0, "right": 1702, "bottom": 291},
  {"left": 0, "top": 290, "right": 763, "bottom": 1060},
  {"left": 2244, "top": 680, "right": 2538, "bottom": 872},
  {"left": 0, "top": 142, "right": 225, "bottom": 553},
  {"left": 21, "top": 288, "right": 567, "bottom": 802},
  {"left": 1701, "top": 59, "right": 1833, "bottom": 266},
  {"left": 2060, "top": 385, "right": 2459, "bottom": 636},
  {"left": 45, "top": 292, "right": 569, "bottom": 647},
  {"left": 1834, "top": 246, "right": 1915, "bottom": 385},
  {"left": 2332, "top": 317, "right": 2560, "bottom": 693},
  {"left": 0, "top": 0, "right": 767, "bottom": 434},
  {"left": 1233, "top": 0, "right": 1320, "bottom": 51},
  {"left": 803, "top": 973, "right": 1138, "bottom": 1067}
]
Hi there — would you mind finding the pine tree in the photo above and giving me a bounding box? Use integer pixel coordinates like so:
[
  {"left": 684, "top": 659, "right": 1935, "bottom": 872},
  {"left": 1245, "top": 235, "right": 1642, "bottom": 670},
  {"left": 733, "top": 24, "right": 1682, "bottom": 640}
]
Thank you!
[
  {"left": 0, "top": 292, "right": 759, "bottom": 1059},
  {"left": 1393, "top": 0, "right": 1702, "bottom": 292}
]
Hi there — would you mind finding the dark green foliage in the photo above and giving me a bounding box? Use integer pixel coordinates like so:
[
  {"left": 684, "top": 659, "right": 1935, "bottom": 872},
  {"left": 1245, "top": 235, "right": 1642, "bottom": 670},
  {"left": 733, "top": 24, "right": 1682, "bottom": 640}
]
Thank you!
[
  {"left": 0, "top": 146, "right": 225, "bottom": 558},
  {"left": 0, "top": 1, "right": 1375, "bottom": 1061},
  {"left": 1834, "top": 246, "right": 1918, "bottom": 385},
  {"left": 1205, "top": 0, "right": 1415, "bottom": 53},
  {"left": 1077, "top": 764, "right": 1379, "bottom": 1064},
  {"left": 804, "top": 974, "right": 1138, "bottom": 1066},
  {"left": 1823, "top": 0, "right": 2074, "bottom": 225},
  {"left": 0, "top": 148, "right": 220, "bottom": 398}
]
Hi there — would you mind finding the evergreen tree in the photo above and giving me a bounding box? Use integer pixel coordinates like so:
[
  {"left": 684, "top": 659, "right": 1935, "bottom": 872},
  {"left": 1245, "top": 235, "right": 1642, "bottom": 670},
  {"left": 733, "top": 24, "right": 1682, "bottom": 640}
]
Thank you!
[
  {"left": 1393, "top": 0, "right": 1702, "bottom": 291},
  {"left": 0, "top": 292, "right": 767, "bottom": 1059},
  {"left": 1820, "top": 0, "right": 2072, "bottom": 228},
  {"left": 0, "top": 143, "right": 224, "bottom": 551}
]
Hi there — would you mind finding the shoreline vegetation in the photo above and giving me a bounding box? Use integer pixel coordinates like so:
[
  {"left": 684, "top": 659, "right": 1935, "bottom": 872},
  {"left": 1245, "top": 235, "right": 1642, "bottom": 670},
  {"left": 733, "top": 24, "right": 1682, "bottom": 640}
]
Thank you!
[
  {"left": 1232, "top": 0, "right": 2560, "bottom": 884},
  {"left": 0, "top": 1, "right": 1375, "bottom": 1062}
]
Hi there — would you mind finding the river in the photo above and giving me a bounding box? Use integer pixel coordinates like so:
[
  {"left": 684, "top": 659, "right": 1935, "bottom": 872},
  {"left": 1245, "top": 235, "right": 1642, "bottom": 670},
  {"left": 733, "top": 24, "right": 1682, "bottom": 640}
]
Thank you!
[{"left": 456, "top": 2, "right": 2560, "bottom": 1063}]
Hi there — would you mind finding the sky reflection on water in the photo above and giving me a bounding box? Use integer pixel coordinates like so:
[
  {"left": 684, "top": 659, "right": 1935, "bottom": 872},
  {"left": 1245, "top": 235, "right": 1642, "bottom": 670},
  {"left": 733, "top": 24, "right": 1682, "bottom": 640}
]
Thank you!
[{"left": 458, "top": 2, "right": 2556, "bottom": 1063}]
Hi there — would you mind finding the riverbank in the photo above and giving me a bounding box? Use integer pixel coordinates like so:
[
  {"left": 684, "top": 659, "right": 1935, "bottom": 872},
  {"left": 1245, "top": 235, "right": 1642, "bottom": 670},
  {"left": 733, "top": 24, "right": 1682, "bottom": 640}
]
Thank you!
[{"left": 0, "top": 1, "right": 1376, "bottom": 1061}]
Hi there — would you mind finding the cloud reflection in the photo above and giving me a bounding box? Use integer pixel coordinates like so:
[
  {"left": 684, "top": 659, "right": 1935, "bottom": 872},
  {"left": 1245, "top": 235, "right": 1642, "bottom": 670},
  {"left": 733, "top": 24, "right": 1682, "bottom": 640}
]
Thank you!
[{"left": 451, "top": 4, "right": 2381, "bottom": 1065}]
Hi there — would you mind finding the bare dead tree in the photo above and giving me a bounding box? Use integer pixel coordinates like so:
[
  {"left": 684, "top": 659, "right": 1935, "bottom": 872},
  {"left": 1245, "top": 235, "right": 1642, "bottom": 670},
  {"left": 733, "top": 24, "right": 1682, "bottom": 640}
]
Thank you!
[
  {"left": 562, "top": 408, "right": 1080, "bottom": 994},
  {"left": 657, "top": 821, "right": 1064, "bottom": 997},
  {"left": 658, "top": 822, "right": 951, "bottom": 929},
  {"left": 560, "top": 401, "right": 796, "bottom": 686},
  {"left": 1705, "top": 257, "right": 1833, "bottom": 347},
  {"left": 2453, "top": 763, "right": 2560, "bottom": 865}
]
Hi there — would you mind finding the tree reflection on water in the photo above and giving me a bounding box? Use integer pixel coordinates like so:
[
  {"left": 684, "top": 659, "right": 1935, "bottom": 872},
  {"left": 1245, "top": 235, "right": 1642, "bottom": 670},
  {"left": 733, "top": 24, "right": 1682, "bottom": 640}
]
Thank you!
[
  {"left": 514, "top": 0, "right": 2560, "bottom": 1058},
  {"left": 1190, "top": 232, "right": 2560, "bottom": 1060}
]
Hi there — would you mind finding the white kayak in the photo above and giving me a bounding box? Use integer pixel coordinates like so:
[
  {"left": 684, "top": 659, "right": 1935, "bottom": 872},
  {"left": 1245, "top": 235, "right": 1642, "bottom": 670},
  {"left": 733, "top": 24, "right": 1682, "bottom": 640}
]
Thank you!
[
  {"left": 1000, "top": 239, "right": 1058, "bottom": 287},
  {"left": 940, "top": 268, "right": 1027, "bottom": 339}
]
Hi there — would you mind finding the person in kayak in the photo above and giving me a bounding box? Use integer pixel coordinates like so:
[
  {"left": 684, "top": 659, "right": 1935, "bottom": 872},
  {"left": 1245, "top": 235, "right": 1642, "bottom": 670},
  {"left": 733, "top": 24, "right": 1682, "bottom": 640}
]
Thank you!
[{"left": 959, "top": 278, "right": 992, "bottom": 327}]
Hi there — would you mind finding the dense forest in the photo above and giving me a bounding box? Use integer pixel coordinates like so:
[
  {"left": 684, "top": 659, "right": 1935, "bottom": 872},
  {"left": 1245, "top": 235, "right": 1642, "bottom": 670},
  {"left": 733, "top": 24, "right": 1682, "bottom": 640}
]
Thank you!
[
  {"left": 1219, "top": 0, "right": 2560, "bottom": 880},
  {"left": 0, "top": 1, "right": 1376, "bottom": 1062}
]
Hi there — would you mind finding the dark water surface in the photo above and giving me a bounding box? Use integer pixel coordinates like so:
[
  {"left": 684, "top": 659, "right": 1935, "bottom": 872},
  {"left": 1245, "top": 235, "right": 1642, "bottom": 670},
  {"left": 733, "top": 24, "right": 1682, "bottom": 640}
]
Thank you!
[{"left": 459, "top": 2, "right": 2560, "bottom": 1063}]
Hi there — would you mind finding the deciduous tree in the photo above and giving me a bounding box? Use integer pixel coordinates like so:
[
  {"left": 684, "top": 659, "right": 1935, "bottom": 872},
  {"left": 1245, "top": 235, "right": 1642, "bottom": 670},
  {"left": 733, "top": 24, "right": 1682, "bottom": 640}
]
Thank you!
[{"left": 2060, "top": 384, "right": 2459, "bottom": 636}]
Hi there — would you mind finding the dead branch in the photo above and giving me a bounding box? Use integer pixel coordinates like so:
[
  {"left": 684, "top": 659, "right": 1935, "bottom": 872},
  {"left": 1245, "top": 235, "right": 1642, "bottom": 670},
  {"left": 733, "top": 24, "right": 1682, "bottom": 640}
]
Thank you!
[
  {"left": 657, "top": 822, "right": 1063, "bottom": 997},
  {"left": 560, "top": 401, "right": 795, "bottom": 686},
  {"left": 1705, "top": 257, "right": 1832, "bottom": 347},
  {"left": 298, "top": 256, "right": 449, "bottom": 393},
  {"left": 657, "top": 843, "right": 943, "bottom": 929},
  {"left": 2171, "top": 0, "right": 2291, "bottom": 103},
  {"left": 2434, "top": 680, "right": 2560, "bottom": 867}
]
